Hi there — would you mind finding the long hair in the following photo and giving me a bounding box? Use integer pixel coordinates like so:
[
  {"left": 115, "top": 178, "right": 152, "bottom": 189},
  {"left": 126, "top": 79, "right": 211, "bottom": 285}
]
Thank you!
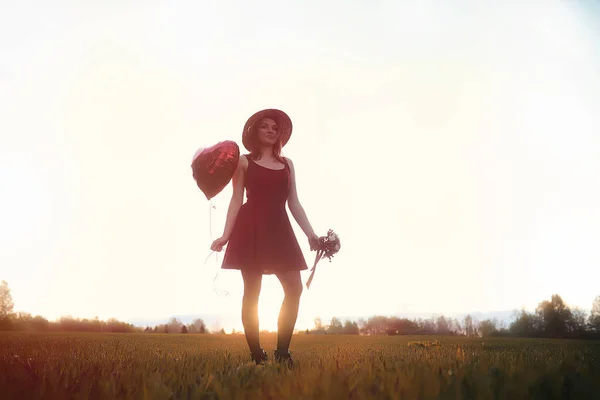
[{"left": 247, "top": 120, "right": 285, "bottom": 163}]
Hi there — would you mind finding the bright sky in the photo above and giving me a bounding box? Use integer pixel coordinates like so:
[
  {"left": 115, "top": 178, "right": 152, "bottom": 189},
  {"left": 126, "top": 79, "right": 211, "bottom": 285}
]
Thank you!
[{"left": 1, "top": 1, "right": 599, "bottom": 332}]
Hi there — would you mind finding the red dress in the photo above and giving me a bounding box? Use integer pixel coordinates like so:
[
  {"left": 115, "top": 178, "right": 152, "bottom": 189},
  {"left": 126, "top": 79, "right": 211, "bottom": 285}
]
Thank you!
[{"left": 221, "top": 155, "right": 309, "bottom": 274}]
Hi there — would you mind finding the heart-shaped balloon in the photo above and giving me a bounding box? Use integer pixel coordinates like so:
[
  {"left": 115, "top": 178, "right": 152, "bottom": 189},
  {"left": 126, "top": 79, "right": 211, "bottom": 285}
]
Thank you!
[{"left": 191, "top": 140, "right": 240, "bottom": 200}]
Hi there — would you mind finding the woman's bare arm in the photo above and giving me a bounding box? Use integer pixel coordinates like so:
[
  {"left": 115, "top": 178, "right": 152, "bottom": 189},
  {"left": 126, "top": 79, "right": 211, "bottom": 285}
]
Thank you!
[
  {"left": 221, "top": 155, "right": 248, "bottom": 240},
  {"left": 285, "top": 157, "right": 318, "bottom": 248}
]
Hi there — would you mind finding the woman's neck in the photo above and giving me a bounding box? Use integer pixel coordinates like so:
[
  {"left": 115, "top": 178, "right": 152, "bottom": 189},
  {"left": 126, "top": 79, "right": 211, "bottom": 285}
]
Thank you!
[{"left": 258, "top": 145, "right": 275, "bottom": 160}]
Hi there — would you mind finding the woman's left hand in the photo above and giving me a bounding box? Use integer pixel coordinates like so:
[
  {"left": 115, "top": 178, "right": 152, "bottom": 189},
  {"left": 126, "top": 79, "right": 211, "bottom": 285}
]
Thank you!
[{"left": 308, "top": 233, "right": 319, "bottom": 251}]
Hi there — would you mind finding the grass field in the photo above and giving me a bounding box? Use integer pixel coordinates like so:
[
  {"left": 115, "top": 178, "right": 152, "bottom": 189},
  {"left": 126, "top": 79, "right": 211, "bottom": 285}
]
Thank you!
[{"left": 1, "top": 332, "right": 599, "bottom": 399}]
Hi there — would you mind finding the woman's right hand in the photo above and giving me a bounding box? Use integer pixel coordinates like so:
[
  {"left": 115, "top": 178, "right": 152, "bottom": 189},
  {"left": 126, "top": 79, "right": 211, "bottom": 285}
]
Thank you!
[{"left": 210, "top": 236, "right": 229, "bottom": 252}]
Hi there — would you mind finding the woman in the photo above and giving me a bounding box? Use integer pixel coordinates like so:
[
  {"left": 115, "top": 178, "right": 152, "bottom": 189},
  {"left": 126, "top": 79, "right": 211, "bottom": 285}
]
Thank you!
[{"left": 210, "top": 109, "right": 319, "bottom": 366}]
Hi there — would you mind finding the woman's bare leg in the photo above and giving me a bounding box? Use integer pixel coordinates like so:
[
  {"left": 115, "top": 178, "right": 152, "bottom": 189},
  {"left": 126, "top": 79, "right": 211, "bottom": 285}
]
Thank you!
[
  {"left": 241, "top": 270, "right": 263, "bottom": 355},
  {"left": 274, "top": 270, "right": 303, "bottom": 354}
]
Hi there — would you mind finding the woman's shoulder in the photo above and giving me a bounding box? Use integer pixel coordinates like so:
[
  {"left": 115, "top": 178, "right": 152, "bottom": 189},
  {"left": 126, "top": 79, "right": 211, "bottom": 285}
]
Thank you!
[
  {"left": 283, "top": 156, "right": 295, "bottom": 171},
  {"left": 239, "top": 153, "right": 250, "bottom": 168}
]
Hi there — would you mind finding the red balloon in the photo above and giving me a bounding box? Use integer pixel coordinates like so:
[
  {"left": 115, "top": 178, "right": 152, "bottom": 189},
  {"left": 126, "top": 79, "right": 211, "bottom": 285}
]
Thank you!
[{"left": 191, "top": 140, "right": 240, "bottom": 200}]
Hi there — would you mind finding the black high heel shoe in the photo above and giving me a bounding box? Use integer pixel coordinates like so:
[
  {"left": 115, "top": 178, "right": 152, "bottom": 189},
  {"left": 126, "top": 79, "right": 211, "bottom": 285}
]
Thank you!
[
  {"left": 273, "top": 350, "right": 294, "bottom": 367},
  {"left": 250, "top": 349, "right": 268, "bottom": 365}
]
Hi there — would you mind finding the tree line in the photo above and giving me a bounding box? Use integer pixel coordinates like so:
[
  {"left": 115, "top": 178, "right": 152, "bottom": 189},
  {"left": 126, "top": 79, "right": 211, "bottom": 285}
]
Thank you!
[
  {"left": 1, "top": 280, "right": 599, "bottom": 338},
  {"left": 0, "top": 281, "right": 208, "bottom": 334},
  {"left": 307, "top": 294, "right": 600, "bottom": 339}
]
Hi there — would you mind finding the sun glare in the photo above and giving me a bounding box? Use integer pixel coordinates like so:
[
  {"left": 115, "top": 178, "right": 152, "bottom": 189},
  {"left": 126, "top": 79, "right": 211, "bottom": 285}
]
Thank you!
[{"left": 257, "top": 278, "right": 284, "bottom": 332}]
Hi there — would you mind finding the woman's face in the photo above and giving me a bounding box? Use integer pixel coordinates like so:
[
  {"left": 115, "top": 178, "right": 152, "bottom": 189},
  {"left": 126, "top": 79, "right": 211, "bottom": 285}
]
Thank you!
[{"left": 256, "top": 117, "right": 280, "bottom": 147}]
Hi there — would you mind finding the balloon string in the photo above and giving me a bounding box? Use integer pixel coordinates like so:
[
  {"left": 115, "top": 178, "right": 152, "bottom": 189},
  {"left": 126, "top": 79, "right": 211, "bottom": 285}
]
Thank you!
[
  {"left": 213, "top": 271, "right": 229, "bottom": 297},
  {"left": 203, "top": 250, "right": 215, "bottom": 265},
  {"left": 209, "top": 200, "right": 214, "bottom": 240},
  {"left": 204, "top": 200, "right": 228, "bottom": 297},
  {"left": 208, "top": 200, "right": 219, "bottom": 263}
]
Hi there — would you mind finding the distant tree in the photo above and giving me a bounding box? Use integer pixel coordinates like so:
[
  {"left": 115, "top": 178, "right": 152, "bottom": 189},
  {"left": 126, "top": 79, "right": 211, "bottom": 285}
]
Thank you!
[
  {"left": 328, "top": 317, "right": 343, "bottom": 334},
  {"left": 386, "top": 318, "right": 418, "bottom": 335},
  {"left": 385, "top": 317, "right": 401, "bottom": 335},
  {"left": 357, "top": 318, "right": 367, "bottom": 335},
  {"left": 192, "top": 318, "right": 207, "bottom": 334},
  {"left": 343, "top": 320, "right": 359, "bottom": 335},
  {"left": 91, "top": 317, "right": 103, "bottom": 332},
  {"left": 12, "top": 312, "right": 35, "bottom": 332},
  {"left": 590, "top": 296, "right": 600, "bottom": 332},
  {"left": 181, "top": 325, "right": 188, "bottom": 334},
  {"left": 479, "top": 319, "right": 498, "bottom": 337},
  {"left": 314, "top": 317, "right": 323, "bottom": 330},
  {"left": 436, "top": 315, "right": 452, "bottom": 335},
  {"left": 463, "top": 315, "right": 475, "bottom": 337},
  {"left": 449, "top": 318, "right": 462, "bottom": 335},
  {"left": 510, "top": 309, "right": 541, "bottom": 337},
  {"left": 309, "top": 317, "right": 326, "bottom": 334},
  {"left": 365, "top": 316, "right": 389, "bottom": 335},
  {"left": 536, "top": 294, "right": 572, "bottom": 337},
  {"left": 29, "top": 315, "right": 50, "bottom": 332},
  {"left": 418, "top": 317, "right": 436, "bottom": 335},
  {"left": 568, "top": 308, "right": 588, "bottom": 335},
  {"left": 167, "top": 318, "right": 183, "bottom": 334},
  {"left": 0, "top": 281, "right": 14, "bottom": 329}
]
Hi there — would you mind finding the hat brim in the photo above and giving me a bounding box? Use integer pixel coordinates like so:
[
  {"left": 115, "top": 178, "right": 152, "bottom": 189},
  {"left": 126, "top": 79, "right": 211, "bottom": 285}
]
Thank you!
[{"left": 242, "top": 109, "right": 292, "bottom": 152}]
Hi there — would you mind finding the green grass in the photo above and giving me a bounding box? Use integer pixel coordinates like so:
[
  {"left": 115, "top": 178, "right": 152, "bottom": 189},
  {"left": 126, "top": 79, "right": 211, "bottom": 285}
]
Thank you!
[{"left": 1, "top": 332, "right": 599, "bottom": 399}]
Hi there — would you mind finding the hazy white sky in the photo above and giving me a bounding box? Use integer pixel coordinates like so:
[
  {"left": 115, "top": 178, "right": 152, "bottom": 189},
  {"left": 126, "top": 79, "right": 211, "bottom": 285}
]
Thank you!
[{"left": 1, "top": 0, "right": 599, "bottom": 331}]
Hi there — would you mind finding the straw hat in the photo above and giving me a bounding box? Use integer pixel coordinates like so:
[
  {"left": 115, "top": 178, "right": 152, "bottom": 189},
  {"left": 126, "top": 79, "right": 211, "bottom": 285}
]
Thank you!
[{"left": 242, "top": 109, "right": 293, "bottom": 152}]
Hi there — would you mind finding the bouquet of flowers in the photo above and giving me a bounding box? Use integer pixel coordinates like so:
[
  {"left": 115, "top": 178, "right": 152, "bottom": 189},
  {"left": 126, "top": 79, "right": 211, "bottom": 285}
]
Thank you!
[{"left": 306, "top": 229, "right": 341, "bottom": 289}]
